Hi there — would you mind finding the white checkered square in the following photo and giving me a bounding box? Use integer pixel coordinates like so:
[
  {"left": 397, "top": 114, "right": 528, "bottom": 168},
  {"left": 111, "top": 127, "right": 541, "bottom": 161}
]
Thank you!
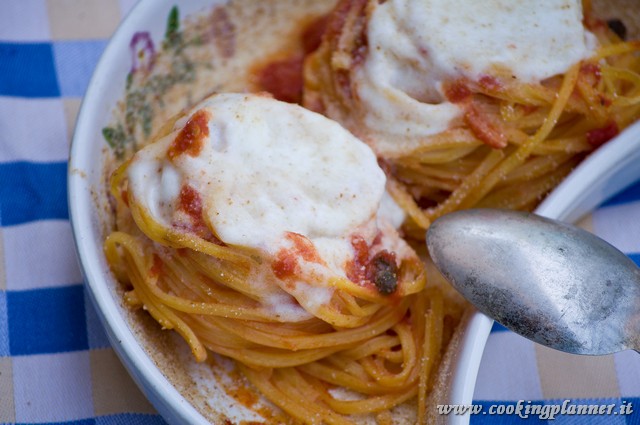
[
  {"left": 615, "top": 350, "right": 640, "bottom": 397},
  {"left": 474, "top": 332, "right": 543, "bottom": 401},
  {"left": 13, "top": 351, "right": 94, "bottom": 422},
  {"left": 3, "top": 220, "right": 82, "bottom": 291},
  {"left": 592, "top": 201, "right": 640, "bottom": 254},
  {"left": 0, "top": 98, "right": 69, "bottom": 162},
  {"left": 0, "top": 0, "right": 52, "bottom": 41}
]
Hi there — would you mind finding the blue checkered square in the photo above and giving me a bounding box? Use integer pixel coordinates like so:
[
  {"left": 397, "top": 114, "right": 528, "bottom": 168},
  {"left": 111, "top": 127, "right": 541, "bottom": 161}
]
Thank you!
[
  {"left": 0, "top": 162, "right": 68, "bottom": 226},
  {"left": 10, "top": 421, "right": 96, "bottom": 425},
  {"left": 624, "top": 398, "right": 640, "bottom": 425},
  {"left": 603, "top": 180, "right": 640, "bottom": 207},
  {"left": 95, "top": 414, "right": 168, "bottom": 425},
  {"left": 0, "top": 42, "right": 60, "bottom": 97},
  {"left": 490, "top": 322, "right": 508, "bottom": 333},
  {"left": 471, "top": 401, "right": 547, "bottom": 425},
  {"left": 0, "top": 291, "right": 9, "bottom": 356},
  {"left": 7, "top": 285, "right": 88, "bottom": 355},
  {"left": 84, "top": 289, "right": 110, "bottom": 349}
]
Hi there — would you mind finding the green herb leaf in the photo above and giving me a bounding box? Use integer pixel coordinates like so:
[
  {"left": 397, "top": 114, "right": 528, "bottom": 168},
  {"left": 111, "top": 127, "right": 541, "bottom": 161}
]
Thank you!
[
  {"left": 102, "top": 127, "right": 116, "bottom": 147},
  {"left": 166, "top": 6, "right": 179, "bottom": 41},
  {"left": 102, "top": 125, "right": 128, "bottom": 159}
]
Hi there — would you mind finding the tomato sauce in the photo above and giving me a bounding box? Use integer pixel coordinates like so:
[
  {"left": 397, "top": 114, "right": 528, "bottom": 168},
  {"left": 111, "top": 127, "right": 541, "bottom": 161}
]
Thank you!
[
  {"left": 345, "top": 234, "right": 399, "bottom": 295},
  {"left": 149, "top": 254, "right": 164, "bottom": 277},
  {"left": 257, "top": 57, "right": 305, "bottom": 104},
  {"left": 444, "top": 80, "right": 472, "bottom": 103},
  {"left": 175, "top": 184, "right": 221, "bottom": 243},
  {"left": 365, "top": 250, "right": 398, "bottom": 295},
  {"left": 478, "top": 75, "right": 502, "bottom": 92},
  {"left": 345, "top": 234, "right": 370, "bottom": 283},
  {"left": 178, "top": 184, "right": 203, "bottom": 222},
  {"left": 587, "top": 121, "right": 619, "bottom": 147},
  {"left": 272, "top": 250, "right": 298, "bottom": 280},
  {"left": 465, "top": 103, "right": 508, "bottom": 149},
  {"left": 580, "top": 63, "right": 602, "bottom": 85},
  {"left": 167, "top": 109, "right": 211, "bottom": 159},
  {"left": 272, "top": 232, "right": 322, "bottom": 279},
  {"left": 254, "top": 15, "right": 329, "bottom": 104},
  {"left": 121, "top": 188, "right": 130, "bottom": 207}
]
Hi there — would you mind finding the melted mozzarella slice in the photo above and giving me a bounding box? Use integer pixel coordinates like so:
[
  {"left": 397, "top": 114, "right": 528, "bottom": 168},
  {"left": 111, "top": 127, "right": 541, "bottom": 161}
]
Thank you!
[
  {"left": 356, "top": 0, "right": 597, "bottom": 157},
  {"left": 397, "top": 0, "right": 596, "bottom": 82},
  {"left": 127, "top": 93, "right": 386, "bottom": 253},
  {"left": 126, "top": 94, "right": 424, "bottom": 324},
  {"left": 126, "top": 93, "right": 401, "bottom": 321}
]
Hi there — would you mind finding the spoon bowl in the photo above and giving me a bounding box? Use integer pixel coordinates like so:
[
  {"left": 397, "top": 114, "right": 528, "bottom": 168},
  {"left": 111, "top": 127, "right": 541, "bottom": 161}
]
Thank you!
[{"left": 427, "top": 208, "right": 640, "bottom": 355}]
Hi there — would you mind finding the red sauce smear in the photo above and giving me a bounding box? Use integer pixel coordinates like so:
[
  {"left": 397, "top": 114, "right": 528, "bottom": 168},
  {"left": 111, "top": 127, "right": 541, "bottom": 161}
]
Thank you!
[
  {"left": 587, "top": 121, "right": 619, "bottom": 147},
  {"left": 444, "top": 80, "right": 472, "bottom": 103},
  {"left": 445, "top": 76, "right": 502, "bottom": 103},
  {"left": 324, "top": 0, "right": 355, "bottom": 42},
  {"left": 272, "top": 232, "right": 322, "bottom": 279},
  {"left": 365, "top": 250, "right": 398, "bottom": 295},
  {"left": 346, "top": 234, "right": 399, "bottom": 295},
  {"left": 175, "top": 184, "right": 220, "bottom": 243},
  {"left": 167, "top": 109, "right": 211, "bottom": 159},
  {"left": 465, "top": 103, "right": 508, "bottom": 149},
  {"left": 478, "top": 75, "right": 503, "bottom": 92},
  {"left": 580, "top": 63, "right": 602, "bottom": 86},
  {"left": 302, "top": 15, "right": 329, "bottom": 55},
  {"left": 149, "top": 254, "right": 164, "bottom": 277},
  {"left": 121, "top": 189, "right": 130, "bottom": 207},
  {"left": 346, "top": 235, "right": 370, "bottom": 283},
  {"left": 178, "top": 184, "right": 203, "bottom": 222},
  {"left": 255, "top": 15, "right": 329, "bottom": 104},
  {"left": 290, "top": 232, "right": 322, "bottom": 263},
  {"left": 578, "top": 64, "right": 612, "bottom": 106},
  {"left": 272, "top": 250, "right": 298, "bottom": 280},
  {"left": 257, "top": 56, "right": 305, "bottom": 104},
  {"left": 333, "top": 0, "right": 369, "bottom": 100}
]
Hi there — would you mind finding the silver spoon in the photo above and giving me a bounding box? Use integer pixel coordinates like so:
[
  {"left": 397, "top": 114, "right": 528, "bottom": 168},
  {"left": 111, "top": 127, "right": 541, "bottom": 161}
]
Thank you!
[{"left": 426, "top": 208, "right": 640, "bottom": 355}]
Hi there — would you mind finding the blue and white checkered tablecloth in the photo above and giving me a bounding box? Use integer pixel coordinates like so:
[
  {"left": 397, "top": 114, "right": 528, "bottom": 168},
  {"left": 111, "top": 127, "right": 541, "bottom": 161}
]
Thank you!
[{"left": 1, "top": 1, "right": 640, "bottom": 424}]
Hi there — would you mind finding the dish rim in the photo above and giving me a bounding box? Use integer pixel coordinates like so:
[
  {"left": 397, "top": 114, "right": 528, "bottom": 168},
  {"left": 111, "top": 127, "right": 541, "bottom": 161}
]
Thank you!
[
  {"left": 67, "top": 0, "right": 640, "bottom": 423},
  {"left": 68, "top": 0, "right": 217, "bottom": 423}
]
